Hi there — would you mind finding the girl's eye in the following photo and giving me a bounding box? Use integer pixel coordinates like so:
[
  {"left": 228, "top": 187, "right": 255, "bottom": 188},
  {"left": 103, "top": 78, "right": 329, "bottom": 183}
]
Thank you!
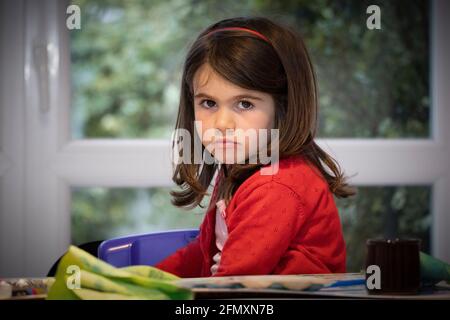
[
  {"left": 198, "top": 99, "right": 254, "bottom": 110},
  {"left": 238, "top": 100, "right": 254, "bottom": 110},
  {"left": 200, "top": 99, "right": 216, "bottom": 109}
]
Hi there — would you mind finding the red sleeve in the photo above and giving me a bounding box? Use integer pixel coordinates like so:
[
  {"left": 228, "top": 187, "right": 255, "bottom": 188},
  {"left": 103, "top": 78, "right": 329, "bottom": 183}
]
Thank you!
[
  {"left": 213, "top": 181, "right": 305, "bottom": 276},
  {"left": 154, "top": 237, "right": 204, "bottom": 278}
]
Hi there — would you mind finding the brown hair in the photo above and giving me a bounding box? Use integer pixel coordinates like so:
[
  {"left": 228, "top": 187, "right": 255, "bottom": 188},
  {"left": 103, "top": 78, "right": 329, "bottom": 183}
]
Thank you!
[{"left": 171, "top": 16, "right": 355, "bottom": 209}]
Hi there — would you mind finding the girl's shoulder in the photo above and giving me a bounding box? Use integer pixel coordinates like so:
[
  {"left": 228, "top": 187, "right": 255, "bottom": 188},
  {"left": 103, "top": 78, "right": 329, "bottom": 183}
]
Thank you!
[{"left": 233, "top": 154, "right": 330, "bottom": 202}]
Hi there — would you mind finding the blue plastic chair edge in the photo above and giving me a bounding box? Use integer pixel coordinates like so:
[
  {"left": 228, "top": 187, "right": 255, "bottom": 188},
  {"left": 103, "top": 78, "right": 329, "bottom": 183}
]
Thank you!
[{"left": 97, "top": 228, "right": 199, "bottom": 266}]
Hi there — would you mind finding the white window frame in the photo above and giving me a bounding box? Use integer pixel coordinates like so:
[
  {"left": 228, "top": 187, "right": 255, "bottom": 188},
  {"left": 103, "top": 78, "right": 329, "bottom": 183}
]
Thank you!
[{"left": 1, "top": 0, "right": 449, "bottom": 277}]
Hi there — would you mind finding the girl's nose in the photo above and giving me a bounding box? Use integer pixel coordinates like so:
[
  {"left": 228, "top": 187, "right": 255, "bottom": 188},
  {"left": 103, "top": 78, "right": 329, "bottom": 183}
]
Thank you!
[{"left": 214, "top": 106, "right": 235, "bottom": 133}]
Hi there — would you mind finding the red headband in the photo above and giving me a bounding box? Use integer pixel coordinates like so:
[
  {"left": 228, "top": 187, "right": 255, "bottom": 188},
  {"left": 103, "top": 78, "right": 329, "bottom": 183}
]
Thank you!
[{"left": 205, "top": 27, "right": 270, "bottom": 43}]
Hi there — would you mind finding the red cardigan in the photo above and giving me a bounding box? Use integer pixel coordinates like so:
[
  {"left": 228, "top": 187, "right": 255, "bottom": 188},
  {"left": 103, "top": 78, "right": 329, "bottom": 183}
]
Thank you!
[{"left": 156, "top": 155, "right": 346, "bottom": 277}]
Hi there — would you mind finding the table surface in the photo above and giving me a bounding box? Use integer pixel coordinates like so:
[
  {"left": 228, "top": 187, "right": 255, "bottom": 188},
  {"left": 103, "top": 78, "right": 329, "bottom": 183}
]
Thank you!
[{"left": 178, "top": 273, "right": 450, "bottom": 300}]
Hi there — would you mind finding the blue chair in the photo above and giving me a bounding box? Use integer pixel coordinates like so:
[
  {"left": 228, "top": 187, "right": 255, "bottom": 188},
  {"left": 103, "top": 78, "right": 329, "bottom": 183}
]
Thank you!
[{"left": 97, "top": 229, "right": 199, "bottom": 268}]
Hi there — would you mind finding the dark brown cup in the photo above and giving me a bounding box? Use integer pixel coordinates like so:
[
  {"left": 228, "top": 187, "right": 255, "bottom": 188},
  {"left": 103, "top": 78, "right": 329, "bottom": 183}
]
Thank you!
[{"left": 365, "top": 238, "right": 421, "bottom": 295}]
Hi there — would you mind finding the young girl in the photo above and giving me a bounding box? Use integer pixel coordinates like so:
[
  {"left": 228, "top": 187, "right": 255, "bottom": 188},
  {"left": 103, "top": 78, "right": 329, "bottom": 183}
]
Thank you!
[{"left": 155, "top": 16, "right": 354, "bottom": 277}]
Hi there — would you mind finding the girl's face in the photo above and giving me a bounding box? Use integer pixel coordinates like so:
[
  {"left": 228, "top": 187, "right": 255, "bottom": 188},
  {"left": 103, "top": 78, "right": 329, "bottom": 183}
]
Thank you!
[{"left": 193, "top": 63, "right": 275, "bottom": 164}]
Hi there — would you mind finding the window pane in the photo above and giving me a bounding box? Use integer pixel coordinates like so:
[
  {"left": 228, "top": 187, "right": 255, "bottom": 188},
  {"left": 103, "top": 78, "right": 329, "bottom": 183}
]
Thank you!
[
  {"left": 337, "top": 186, "right": 431, "bottom": 272},
  {"left": 70, "top": 0, "right": 429, "bottom": 139},
  {"left": 302, "top": 1, "right": 430, "bottom": 138},
  {"left": 71, "top": 187, "right": 207, "bottom": 245},
  {"left": 72, "top": 185, "right": 431, "bottom": 273}
]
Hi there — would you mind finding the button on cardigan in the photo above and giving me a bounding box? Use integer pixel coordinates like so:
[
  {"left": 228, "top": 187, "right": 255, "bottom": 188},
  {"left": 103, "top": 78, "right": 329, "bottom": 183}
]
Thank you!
[{"left": 155, "top": 155, "right": 346, "bottom": 277}]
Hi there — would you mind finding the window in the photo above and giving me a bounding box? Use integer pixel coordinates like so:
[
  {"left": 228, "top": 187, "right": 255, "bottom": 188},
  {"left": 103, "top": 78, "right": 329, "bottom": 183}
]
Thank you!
[
  {"left": 71, "top": 0, "right": 430, "bottom": 139},
  {"left": 69, "top": 0, "right": 433, "bottom": 272},
  {"left": 71, "top": 187, "right": 206, "bottom": 245},
  {"left": 338, "top": 186, "right": 431, "bottom": 271}
]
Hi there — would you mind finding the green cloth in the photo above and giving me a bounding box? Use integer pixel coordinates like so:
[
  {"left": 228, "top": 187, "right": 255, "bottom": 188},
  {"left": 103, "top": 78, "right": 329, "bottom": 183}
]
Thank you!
[
  {"left": 46, "top": 246, "right": 193, "bottom": 300},
  {"left": 420, "top": 251, "right": 450, "bottom": 285}
]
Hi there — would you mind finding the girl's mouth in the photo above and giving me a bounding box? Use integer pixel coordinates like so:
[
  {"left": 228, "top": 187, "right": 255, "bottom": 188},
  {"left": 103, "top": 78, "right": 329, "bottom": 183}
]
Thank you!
[{"left": 214, "top": 139, "right": 240, "bottom": 148}]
